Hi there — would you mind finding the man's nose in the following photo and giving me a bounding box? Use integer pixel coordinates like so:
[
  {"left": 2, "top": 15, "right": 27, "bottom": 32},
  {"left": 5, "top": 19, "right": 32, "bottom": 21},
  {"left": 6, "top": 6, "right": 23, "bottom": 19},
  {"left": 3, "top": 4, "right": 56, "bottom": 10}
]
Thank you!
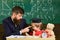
[{"left": 20, "top": 16, "right": 22, "bottom": 19}]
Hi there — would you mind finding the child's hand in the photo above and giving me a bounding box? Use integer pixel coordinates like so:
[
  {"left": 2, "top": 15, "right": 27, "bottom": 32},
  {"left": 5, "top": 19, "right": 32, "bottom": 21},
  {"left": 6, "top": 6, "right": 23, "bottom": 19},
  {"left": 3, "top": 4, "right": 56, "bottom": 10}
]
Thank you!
[
  {"left": 33, "top": 31, "right": 35, "bottom": 36},
  {"left": 25, "top": 33, "right": 30, "bottom": 36}
]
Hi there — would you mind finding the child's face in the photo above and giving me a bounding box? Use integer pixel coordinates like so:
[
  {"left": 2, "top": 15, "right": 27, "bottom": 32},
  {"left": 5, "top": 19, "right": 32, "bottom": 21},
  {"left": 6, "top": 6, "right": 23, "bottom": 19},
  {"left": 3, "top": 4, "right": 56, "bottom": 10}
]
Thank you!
[{"left": 31, "top": 23, "right": 42, "bottom": 30}]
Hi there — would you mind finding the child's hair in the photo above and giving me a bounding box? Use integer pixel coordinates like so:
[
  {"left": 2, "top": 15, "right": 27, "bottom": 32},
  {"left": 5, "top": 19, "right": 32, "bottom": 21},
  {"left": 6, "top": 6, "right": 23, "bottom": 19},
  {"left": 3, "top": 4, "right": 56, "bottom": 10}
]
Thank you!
[
  {"left": 47, "top": 23, "right": 55, "bottom": 30},
  {"left": 31, "top": 18, "right": 42, "bottom": 28},
  {"left": 32, "top": 18, "right": 41, "bottom": 23}
]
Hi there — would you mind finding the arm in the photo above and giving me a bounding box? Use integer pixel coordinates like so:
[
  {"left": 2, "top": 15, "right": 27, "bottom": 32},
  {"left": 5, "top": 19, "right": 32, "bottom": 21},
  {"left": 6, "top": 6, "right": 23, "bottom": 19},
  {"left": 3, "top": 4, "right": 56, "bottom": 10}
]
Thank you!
[
  {"left": 19, "top": 19, "right": 28, "bottom": 29},
  {"left": 3, "top": 20, "right": 20, "bottom": 37}
]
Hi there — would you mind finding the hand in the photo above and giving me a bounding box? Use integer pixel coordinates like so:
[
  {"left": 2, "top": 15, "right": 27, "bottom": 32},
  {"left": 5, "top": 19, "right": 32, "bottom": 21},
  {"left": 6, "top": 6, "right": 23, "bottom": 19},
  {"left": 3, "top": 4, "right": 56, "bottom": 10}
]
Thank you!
[
  {"left": 20, "top": 28, "right": 29, "bottom": 33},
  {"left": 25, "top": 33, "right": 30, "bottom": 36},
  {"left": 33, "top": 31, "right": 35, "bottom": 36},
  {"left": 20, "top": 26, "right": 31, "bottom": 33}
]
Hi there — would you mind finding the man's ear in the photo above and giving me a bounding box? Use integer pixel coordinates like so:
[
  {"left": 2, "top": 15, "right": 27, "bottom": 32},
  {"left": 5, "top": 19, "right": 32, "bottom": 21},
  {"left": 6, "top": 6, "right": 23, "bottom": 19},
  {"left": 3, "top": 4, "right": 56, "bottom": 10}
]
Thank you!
[{"left": 13, "top": 13, "right": 16, "bottom": 17}]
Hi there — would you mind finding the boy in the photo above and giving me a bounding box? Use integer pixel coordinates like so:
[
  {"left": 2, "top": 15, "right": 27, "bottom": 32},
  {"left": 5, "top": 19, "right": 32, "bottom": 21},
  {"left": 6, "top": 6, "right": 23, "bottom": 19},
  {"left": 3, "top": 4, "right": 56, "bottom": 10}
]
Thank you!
[{"left": 26, "top": 18, "right": 42, "bottom": 37}]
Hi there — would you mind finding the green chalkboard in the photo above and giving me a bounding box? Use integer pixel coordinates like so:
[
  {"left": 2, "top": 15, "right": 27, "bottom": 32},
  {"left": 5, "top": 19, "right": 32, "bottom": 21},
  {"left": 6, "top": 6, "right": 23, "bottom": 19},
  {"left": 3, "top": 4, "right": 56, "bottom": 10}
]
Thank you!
[{"left": 0, "top": 0, "right": 60, "bottom": 24}]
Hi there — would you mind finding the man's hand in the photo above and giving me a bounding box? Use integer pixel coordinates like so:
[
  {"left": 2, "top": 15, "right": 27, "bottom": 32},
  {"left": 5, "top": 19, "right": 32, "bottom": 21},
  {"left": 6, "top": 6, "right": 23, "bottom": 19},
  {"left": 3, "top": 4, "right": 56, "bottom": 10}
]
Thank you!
[{"left": 20, "top": 26, "right": 31, "bottom": 34}]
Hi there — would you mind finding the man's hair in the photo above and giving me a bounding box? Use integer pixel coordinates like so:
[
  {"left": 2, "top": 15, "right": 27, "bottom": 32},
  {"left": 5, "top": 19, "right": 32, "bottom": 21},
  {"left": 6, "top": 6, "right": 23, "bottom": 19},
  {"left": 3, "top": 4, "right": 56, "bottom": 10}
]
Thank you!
[{"left": 12, "top": 6, "right": 24, "bottom": 14}]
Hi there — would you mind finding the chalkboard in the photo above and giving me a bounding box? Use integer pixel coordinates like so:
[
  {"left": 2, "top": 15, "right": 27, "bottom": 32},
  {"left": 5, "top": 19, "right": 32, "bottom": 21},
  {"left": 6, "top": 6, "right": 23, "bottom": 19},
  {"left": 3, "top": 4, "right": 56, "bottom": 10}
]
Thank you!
[{"left": 0, "top": 0, "right": 60, "bottom": 24}]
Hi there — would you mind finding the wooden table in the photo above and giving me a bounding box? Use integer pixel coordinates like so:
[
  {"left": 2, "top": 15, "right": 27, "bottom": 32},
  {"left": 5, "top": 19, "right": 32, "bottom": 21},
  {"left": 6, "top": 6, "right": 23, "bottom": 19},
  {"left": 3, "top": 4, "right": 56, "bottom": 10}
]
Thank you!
[{"left": 6, "top": 36, "right": 55, "bottom": 40}]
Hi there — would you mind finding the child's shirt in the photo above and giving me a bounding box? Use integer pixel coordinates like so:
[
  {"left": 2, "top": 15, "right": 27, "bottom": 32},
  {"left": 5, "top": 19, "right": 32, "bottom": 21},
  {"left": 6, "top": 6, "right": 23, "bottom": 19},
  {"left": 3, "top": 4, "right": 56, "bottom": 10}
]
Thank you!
[{"left": 29, "top": 30, "right": 42, "bottom": 36}]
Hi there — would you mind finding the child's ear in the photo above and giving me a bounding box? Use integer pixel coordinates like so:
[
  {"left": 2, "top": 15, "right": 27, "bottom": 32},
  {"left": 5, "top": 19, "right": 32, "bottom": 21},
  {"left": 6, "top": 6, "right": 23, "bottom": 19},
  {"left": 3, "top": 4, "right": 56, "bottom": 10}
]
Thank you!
[
  {"left": 39, "top": 22, "right": 42, "bottom": 24},
  {"left": 31, "top": 23, "right": 36, "bottom": 27},
  {"left": 39, "top": 22, "right": 42, "bottom": 27}
]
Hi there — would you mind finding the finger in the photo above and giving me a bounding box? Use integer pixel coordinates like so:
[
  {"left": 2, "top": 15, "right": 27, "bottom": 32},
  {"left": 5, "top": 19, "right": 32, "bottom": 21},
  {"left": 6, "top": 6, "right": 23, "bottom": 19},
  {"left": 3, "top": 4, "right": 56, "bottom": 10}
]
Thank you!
[
  {"left": 25, "top": 33, "right": 29, "bottom": 36},
  {"left": 39, "top": 34, "right": 41, "bottom": 37},
  {"left": 26, "top": 26, "right": 32, "bottom": 29}
]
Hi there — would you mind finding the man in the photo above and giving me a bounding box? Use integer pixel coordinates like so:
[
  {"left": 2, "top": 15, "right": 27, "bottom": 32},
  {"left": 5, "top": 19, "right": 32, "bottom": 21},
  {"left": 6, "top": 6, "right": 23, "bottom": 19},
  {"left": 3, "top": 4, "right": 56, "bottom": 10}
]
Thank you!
[{"left": 3, "top": 6, "right": 30, "bottom": 37}]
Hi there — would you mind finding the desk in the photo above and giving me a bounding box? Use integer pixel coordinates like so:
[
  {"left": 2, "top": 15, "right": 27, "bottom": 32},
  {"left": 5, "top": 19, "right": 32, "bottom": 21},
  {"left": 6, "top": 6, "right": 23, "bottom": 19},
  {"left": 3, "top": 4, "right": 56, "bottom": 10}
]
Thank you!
[{"left": 6, "top": 36, "right": 55, "bottom": 40}]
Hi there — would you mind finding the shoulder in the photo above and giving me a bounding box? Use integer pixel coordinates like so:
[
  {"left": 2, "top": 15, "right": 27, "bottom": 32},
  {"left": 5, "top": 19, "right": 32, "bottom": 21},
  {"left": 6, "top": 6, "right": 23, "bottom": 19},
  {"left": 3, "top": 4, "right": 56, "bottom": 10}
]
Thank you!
[
  {"left": 3, "top": 17, "right": 11, "bottom": 23},
  {"left": 21, "top": 18, "right": 27, "bottom": 22},
  {"left": 21, "top": 18, "right": 26, "bottom": 21}
]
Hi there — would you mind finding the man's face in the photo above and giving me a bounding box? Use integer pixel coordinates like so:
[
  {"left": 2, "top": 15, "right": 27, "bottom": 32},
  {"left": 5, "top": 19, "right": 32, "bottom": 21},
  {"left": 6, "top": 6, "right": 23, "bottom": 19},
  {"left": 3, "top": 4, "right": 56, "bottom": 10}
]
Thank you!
[
  {"left": 13, "top": 13, "right": 23, "bottom": 25},
  {"left": 15, "top": 13, "right": 23, "bottom": 20}
]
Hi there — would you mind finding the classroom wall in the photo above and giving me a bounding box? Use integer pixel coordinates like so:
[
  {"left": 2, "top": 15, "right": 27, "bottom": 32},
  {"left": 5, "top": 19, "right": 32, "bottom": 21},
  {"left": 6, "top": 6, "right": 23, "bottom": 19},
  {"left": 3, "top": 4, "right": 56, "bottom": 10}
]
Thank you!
[{"left": 0, "top": 0, "right": 60, "bottom": 24}]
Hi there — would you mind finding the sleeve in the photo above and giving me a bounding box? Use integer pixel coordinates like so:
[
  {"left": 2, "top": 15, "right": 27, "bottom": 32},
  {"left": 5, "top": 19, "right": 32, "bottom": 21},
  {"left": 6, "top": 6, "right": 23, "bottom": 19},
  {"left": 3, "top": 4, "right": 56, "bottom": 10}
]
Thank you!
[
  {"left": 19, "top": 19, "right": 28, "bottom": 29},
  {"left": 3, "top": 20, "right": 20, "bottom": 37}
]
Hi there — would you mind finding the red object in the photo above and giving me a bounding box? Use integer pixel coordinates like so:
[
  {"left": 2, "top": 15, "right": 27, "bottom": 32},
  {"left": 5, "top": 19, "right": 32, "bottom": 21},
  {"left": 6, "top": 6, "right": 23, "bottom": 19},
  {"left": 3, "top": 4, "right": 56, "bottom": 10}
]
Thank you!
[
  {"left": 29, "top": 30, "right": 52, "bottom": 37},
  {"left": 30, "top": 30, "right": 42, "bottom": 36}
]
